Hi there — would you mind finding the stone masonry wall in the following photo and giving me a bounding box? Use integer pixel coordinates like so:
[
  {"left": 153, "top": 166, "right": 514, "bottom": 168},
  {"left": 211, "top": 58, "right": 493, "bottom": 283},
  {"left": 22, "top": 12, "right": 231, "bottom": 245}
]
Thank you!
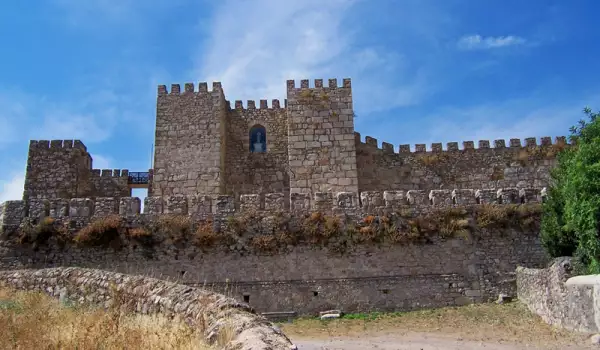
[
  {"left": 517, "top": 257, "right": 600, "bottom": 334},
  {"left": 1, "top": 187, "right": 548, "bottom": 315},
  {"left": 356, "top": 134, "right": 564, "bottom": 192},
  {"left": 23, "top": 140, "right": 131, "bottom": 201},
  {"left": 152, "top": 83, "right": 227, "bottom": 197},
  {"left": 225, "top": 100, "right": 289, "bottom": 197},
  {"left": 286, "top": 79, "right": 359, "bottom": 194},
  {"left": 0, "top": 267, "right": 296, "bottom": 350}
]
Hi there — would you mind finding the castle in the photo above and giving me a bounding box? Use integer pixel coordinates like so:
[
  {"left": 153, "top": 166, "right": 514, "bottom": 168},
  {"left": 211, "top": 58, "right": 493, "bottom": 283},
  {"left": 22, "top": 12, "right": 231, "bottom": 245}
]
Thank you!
[
  {"left": 0, "top": 78, "right": 567, "bottom": 315},
  {"left": 21, "top": 78, "right": 561, "bottom": 203}
]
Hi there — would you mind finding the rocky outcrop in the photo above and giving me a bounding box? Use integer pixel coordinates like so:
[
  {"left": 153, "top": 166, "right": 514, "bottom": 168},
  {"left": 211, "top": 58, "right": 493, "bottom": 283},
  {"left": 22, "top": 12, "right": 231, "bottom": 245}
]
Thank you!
[{"left": 0, "top": 267, "right": 296, "bottom": 350}]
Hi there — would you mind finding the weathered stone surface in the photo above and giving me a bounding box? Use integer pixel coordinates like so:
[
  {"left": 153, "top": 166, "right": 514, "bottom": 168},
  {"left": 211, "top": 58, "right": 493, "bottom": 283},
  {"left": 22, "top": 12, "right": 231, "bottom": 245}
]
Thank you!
[
  {"left": 0, "top": 267, "right": 296, "bottom": 350},
  {"left": 517, "top": 257, "right": 600, "bottom": 333}
]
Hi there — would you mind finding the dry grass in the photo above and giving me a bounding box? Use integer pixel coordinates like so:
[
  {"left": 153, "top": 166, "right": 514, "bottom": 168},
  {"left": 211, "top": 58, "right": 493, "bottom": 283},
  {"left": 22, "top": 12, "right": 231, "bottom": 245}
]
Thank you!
[
  {"left": 0, "top": 287, "right": 212, "bottom": 350},
  {"left": 158, "top": 215, "right": 193, "bottom": 243},
  {"left": 18, "top": 217, "right": 71, "bottom": 245},
  {"left": 194, "top": 221, "right": 219, "bottom": 247},
  {"left": 74, "top": 215, "right": 123, "bottom": 246},
  {"left": 279, "top": 302, "right": 589, "bottom": 348}
]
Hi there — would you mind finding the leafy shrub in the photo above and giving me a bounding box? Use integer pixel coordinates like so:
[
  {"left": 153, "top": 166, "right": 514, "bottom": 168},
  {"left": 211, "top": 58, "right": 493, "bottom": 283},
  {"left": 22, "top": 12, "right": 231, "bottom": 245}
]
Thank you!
[{"left": 540, "top": 107, "right": 600, "bottom": 273}]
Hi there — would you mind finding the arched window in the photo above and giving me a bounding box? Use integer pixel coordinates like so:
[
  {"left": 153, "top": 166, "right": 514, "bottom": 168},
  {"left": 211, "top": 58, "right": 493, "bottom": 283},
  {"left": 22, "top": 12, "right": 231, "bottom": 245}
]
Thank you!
[{"left": 249, "top": 124, "right": 267, "bottom": 153}]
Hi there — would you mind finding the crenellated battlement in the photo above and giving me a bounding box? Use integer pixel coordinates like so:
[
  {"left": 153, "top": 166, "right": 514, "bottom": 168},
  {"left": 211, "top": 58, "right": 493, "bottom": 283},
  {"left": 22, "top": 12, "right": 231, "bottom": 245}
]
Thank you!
[
  {"left": 230, "top": 99, "right": 286, "bottom": 110},
  {"left": 0, "top": 187, "right": 546, "bottom": 226},
  {"left": 286, "top": 78, "right": 352, "bottom": 90},
  {"left": 29, "top": 139, "right": 88, "bottom": 152},
  {"left": 157, "top": 82, "right": 223, "bottom": 96},
  {"left": 355, "top": 132, "right": 569, "bottom": 154}
]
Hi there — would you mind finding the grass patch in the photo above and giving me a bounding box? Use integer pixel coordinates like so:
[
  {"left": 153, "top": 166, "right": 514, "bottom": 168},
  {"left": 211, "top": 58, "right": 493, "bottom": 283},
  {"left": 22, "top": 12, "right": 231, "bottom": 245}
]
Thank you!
[{"left": 0, "top": 287, "right": 211, "bottom": 349}]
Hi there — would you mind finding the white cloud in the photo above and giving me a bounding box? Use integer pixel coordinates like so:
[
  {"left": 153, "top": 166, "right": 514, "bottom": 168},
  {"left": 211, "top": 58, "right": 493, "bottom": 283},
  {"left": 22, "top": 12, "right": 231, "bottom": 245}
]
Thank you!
[
  {"left": 0, "top": 172, "right": 25, "bottom": 203},
  {"left": 90, "top": 154, "right": 112, "bottom": 169},
  {"left": 457, "top": 35, "right": 526, "bottom": 50},
  {"left": 194, "top": 0, "right": 429, "bottom": 114}
]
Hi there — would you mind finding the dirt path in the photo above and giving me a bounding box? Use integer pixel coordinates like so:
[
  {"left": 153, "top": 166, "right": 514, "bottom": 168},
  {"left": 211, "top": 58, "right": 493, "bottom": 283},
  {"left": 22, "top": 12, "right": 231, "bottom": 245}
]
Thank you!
[
  {"left": 292, "top": 332, "right": 592, "bottom": 350},
  {"left": 278, "top": 303, "right": 594, "bottom": 350}
]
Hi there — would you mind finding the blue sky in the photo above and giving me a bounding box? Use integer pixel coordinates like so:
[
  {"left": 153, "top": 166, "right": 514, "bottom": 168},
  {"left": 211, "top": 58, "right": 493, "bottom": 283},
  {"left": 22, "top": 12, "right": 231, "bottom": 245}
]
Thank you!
[{"left": 1, "top": 0, "right": 598, "bottom": 202}]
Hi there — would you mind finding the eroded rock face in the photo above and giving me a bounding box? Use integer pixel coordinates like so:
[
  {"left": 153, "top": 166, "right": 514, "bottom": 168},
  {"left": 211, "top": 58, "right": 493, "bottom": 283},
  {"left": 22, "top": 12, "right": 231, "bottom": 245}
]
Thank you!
[{"left": 0, "top": 267, "right": 295, "bottom": 350}]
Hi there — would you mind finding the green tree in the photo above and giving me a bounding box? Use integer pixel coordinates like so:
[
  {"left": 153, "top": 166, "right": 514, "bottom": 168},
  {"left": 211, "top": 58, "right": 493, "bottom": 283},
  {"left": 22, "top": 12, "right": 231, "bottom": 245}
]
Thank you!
[{"left": 540, "top": 107, "right": 600, "bottom": 274}]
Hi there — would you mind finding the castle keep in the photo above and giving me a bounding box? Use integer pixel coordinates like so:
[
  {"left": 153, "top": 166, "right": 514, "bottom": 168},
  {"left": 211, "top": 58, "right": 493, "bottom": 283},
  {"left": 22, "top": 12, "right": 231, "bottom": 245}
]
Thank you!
[
  {"left": 20, "top": 78, "right": 560, "bottom": 202},
  {"left": 0, "top": 78, "right": 568, "bottom": 315}
]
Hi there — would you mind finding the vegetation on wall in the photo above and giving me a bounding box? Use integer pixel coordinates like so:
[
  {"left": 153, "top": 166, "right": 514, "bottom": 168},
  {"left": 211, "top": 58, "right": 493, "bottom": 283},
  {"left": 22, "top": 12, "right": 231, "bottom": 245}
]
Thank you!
[
  {"left": 10, "top": 203, "right": 542, "bottom": 255},
  {"left": 540, "top": 108, "right": 600, "bottom": 274}
]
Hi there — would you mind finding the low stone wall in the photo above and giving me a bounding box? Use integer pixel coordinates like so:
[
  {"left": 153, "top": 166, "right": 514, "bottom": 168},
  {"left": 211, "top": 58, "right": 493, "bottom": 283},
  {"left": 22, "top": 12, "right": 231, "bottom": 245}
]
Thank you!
[
  {"left": 517, "top": 257, "right": 600, "bottom": 333},
  {"left": 0, "top": 267, "right": 296, "bottom": 350}
]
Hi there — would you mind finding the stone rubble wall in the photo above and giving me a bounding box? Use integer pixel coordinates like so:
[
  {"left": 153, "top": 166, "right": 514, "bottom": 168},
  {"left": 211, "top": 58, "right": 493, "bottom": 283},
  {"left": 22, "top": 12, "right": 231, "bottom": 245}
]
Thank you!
[
  {"left": 0, "top": 267, "right": 296, "bottom": 350},
  {"left": 517, "top": 257, "right": 600, "bottom": 334},
  {"left": 356, "top": 133, "right": 566, "bottom": 192}
]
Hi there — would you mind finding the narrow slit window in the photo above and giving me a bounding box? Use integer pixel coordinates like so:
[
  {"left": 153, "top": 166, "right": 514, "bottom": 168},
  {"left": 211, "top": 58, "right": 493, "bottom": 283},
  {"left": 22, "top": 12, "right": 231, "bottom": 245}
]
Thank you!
[{"left": 249, "top": 124, "right": 267, "bottom": 153}]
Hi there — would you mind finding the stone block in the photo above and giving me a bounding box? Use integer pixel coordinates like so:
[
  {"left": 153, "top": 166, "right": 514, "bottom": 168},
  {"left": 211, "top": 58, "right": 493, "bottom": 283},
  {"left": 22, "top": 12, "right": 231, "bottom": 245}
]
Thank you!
[
  {"left": 213, "top": 195, "right": 235, "bottom": 214},
  {"left": 360, "top": 191, "right": 383, "bottom": 211},
  {"left": 49, "top": 199, "right": 69, "bottom": 218},
  {"left": 475, "top": 189, "right": 497, "bottom": 204},
  {"left": 290, "top": 193, "right": 310, "bottom": 212},
  {"left": 313, "top": 192, "right": 333, "bottom": 211},
  {"left": 406, "top": 190, "right": 427, "bottom": 205},
  {"left": 68, "top": 198, "right": 94, "bottom": 217},
  {"left": 452, "top": 189, "right": 476, "bottom": 205},
  {"left": 94, "top": 197, "right": 118, "bottom": 217},
  {"left": 264, "top": 193, "right": 285, "bottom": 211},
  {"left": 498, "top": 188, "right": 520, "bottom": 204},
  {"left": 167, "top": 195, "right": 188, "bottom": 215},
  {"left": 429, "top": 190, "right": 452, "bottom": 207},
  {"left": 240, "top": 194, "right": 262, "bottom": 211},
  {"left": 335, "top": 192, "right": 359, "bottom": 209},
  {"left": 29, "top": 199, "right": 50, "bottom": 219},
  {"left": 143, "top": 197, "right": 165, "bottom": 215},
  {"left": 383, "top": 191, "right": 405, "bottom": 207},
  {"left": 119, "top": 197, "right": 141, "bottom": 216},
  {"left": 0, "top": 201, "right": 26, "bottom": 226},
  {"left": 189, "top": 195, "right": 212, "bottom": 219}
]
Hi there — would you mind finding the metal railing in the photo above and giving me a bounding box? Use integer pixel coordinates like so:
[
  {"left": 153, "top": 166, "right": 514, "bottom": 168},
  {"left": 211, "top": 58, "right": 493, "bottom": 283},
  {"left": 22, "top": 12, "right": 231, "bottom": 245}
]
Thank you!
[{"left": 128, "top": 172, "right": 149, "bottom": 185}]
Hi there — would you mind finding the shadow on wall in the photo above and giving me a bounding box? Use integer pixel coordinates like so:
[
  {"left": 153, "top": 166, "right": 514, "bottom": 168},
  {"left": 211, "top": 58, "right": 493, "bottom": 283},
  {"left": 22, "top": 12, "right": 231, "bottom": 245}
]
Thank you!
[{"left": 0, "top": 267, "right": 296, "bottom": 350}]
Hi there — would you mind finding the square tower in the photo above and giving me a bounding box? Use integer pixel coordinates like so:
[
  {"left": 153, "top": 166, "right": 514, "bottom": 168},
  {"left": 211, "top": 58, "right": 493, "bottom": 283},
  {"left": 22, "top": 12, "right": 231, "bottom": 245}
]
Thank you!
[
  {"left": 286, "top": 78, "right": 359, "bottom": 193},
  {"left": 152, "top": 83, "right": 228, "bottom": 196}
]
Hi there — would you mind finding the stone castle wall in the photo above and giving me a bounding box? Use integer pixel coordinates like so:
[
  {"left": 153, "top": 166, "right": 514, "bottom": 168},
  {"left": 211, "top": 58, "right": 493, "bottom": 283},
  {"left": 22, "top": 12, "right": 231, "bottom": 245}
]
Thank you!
[
  {"left": 356, "top": 134, "right": 564, "bottom": 192},
  {"left": 1, "top": 187, "right": 548, "bottom": 315},
  {"left": 23, "top": 140, "right": 131, "bottom": 201},
  {"left": 225, "top": 100, "right": 289, "bottom": 196}
]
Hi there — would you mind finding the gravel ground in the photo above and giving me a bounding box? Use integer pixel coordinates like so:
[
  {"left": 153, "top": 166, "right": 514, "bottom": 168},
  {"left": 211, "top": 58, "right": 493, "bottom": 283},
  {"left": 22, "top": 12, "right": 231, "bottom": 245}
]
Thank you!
[{"left": 292, "top": 332, "right": 594, "bottom": 350}]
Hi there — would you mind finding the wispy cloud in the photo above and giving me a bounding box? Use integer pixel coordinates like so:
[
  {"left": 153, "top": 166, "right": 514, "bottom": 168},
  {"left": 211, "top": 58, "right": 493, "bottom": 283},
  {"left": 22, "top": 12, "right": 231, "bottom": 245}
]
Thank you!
[
  {"left": 457, "top": 35, "right": 527, "bottom": 50},
  {"left": 194, "top": 0, "right": 432, "bottom": 114},
  {"left": 0, "top": 172, "right": 24, "bottom": 202}
]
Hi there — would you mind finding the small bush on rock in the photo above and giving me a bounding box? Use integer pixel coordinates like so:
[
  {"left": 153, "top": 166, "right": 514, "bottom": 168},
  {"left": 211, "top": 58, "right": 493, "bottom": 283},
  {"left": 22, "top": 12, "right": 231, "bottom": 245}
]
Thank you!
[
  {"left": 158, "top": 215, "right": 192, "bottom": 243},
  {"left": 194, "top": 221, "right": 219, "bottom": 247},
  {"left": 18, "top": 217, "right": 70, "bottom": 246}
]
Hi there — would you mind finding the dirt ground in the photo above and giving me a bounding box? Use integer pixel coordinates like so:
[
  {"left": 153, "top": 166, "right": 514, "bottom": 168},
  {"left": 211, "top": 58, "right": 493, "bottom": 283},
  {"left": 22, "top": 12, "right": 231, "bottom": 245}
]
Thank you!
[{"left": 279, "top": 302, "right": 595, "bottom": 350}]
